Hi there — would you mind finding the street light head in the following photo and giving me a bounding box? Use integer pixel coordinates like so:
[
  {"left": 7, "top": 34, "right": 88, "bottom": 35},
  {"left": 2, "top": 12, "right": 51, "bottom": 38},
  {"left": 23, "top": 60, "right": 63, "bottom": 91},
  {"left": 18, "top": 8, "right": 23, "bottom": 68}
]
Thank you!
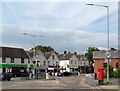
[
  {"left": 41, "top": 35, "right": 44, "bottom": 37},
  {"left": 23, "top": 33, "right": 27, "bottom": 35},
  {"left": 86, "top": 4, "right": 94, "bottom": 6}
]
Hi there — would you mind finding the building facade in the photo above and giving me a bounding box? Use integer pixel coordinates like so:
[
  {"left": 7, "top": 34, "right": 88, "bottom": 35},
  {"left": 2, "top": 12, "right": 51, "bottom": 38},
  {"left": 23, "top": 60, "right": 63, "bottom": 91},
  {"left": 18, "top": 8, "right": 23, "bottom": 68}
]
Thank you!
[
  {"left": 0, "top": 47, "right": 33, "bottom": 73},
  {"left": 93, "top": 50, "right": 120, "bottom": 75}
]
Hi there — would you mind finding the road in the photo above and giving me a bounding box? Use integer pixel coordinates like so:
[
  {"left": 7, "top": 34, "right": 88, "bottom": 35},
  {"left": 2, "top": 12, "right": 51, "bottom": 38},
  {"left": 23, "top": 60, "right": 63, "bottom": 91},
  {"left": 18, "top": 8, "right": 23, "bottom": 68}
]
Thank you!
[
  {"left": 1, "top": 76, "right": 119, "bottom": 91},
  {"left": 1, "top": 76, "right": 92, "bottom": 90}
]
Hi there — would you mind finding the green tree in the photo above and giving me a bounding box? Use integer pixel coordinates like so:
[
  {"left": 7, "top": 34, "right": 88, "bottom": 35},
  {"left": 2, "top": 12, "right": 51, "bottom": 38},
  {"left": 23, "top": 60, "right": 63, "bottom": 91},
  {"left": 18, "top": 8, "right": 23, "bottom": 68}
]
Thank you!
[
  {"left": 30, "top": 45, "right": 54, "bottom": 52},
  {"left": 85, "top": 47, "right": 100, "bottom": 62},
  {"left": 110, "top": 48, "right": 117, "bottom": 50}
]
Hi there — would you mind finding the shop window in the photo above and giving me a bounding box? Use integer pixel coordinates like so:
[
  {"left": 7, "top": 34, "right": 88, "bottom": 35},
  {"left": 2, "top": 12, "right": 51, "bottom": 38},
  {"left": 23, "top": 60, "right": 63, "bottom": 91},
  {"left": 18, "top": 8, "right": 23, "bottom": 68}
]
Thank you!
[{"left": 2, "top": 58, "right": 6, "bottom": 63}]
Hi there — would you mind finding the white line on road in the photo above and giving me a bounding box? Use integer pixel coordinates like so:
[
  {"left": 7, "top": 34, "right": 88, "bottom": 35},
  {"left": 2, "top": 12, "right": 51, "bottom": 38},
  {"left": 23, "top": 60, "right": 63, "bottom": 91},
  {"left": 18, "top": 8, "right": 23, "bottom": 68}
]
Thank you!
[{"left": 56, "top": 79, "right": 59, "bottom": 83}]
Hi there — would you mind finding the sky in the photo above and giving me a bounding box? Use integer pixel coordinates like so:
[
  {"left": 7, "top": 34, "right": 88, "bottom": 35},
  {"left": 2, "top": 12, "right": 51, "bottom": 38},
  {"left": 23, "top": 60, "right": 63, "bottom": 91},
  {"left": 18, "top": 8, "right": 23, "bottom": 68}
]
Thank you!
[{"left": 0, "top": 0, "right": 119, "bottom": 54}]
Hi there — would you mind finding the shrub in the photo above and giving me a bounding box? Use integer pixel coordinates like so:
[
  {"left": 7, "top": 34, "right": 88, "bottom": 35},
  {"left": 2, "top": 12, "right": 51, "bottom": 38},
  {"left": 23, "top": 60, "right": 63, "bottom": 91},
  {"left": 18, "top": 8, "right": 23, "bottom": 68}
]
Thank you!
[{"left": 113, "top": 69, "right": 120, "bottom": 78}]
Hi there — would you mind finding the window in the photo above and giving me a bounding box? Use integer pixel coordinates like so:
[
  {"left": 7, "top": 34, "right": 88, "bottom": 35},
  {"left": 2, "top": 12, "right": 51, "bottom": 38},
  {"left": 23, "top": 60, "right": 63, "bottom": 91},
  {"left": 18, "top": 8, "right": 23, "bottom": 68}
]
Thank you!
[
  {"left": 21, "top": 58, "right": 24, "bottom": 63},
  {"left": 52, "top": 55, "right": 55, "bottom": 59},
  {"left": 116, "top": 63, "right": 119, "bottom": 68},
  {"left": 11, "top": 58, "right": 14, "bottom": 63},
  {"left": 2, "top": 58, "right": 6, "bottom": 63},
  {"left": 103, "top": 63, "right": 107, "bottom": 69},
  {"left": 47, "top": 61, "right": 50, "bottom": 65},
  {"left": 71, "top": 60, "right": 73, "bottom": 64},
  {"left": 28, "top": 59, "right": 30, "bottom": 63},
  {"left": 75, "top": 60, "right": 77, "bottom": 65},
  {"left": 67, "top": 65, "right": 69, "bottom": 68},
  {"left": 43, "top": 61, "right": 46, "bottom": 65}
]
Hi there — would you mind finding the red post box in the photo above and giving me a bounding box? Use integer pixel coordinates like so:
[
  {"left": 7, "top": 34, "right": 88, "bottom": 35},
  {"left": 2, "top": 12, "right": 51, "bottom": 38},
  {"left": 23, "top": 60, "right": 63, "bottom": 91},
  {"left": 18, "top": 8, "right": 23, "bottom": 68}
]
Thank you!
[
  {"left": 98, "top": 68, "right": 104, "bottom": 80},
  {"left": 98, "top": 68, "right": 104, "bottom": 84}
]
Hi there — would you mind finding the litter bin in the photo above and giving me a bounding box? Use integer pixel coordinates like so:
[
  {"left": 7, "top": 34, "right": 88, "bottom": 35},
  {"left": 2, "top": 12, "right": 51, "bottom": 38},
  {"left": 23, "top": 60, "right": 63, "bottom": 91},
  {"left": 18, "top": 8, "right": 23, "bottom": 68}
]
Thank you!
[
  {"left": 29, "top": 73, "right": 32, "bottom": 79},
  {"left": 46, "top": 73, "right": 50, "bottom": 79}
]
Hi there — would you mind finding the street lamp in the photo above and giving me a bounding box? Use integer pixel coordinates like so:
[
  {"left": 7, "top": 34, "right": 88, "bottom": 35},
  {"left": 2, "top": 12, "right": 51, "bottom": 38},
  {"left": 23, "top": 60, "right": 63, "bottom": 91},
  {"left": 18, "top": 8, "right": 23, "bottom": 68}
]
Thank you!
[
  {"left": 23, "top": 32, "right": 44, "bottom": 60},
  {"left": 86, "top": 3, "right": 110, "bottom": 83},
  {"left": 23, "top": 32, "right": 44, "bottom": 78},
  {"left": 56, "top": 60, "right": 59, "bottom": 74}
]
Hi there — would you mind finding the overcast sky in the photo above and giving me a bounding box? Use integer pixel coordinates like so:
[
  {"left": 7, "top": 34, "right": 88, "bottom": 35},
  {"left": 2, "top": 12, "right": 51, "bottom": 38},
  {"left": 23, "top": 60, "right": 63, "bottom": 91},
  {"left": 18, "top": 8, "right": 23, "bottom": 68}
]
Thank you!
[{"left": 0, "top": 0, "right": 119, "bottom": 54}]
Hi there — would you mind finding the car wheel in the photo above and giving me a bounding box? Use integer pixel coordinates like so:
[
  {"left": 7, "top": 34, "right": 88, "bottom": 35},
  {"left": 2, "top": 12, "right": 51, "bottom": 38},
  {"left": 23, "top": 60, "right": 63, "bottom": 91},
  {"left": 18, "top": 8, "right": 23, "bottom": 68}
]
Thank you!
[{"left": 7, "top": 78, "right": 11, "bottom": 81}]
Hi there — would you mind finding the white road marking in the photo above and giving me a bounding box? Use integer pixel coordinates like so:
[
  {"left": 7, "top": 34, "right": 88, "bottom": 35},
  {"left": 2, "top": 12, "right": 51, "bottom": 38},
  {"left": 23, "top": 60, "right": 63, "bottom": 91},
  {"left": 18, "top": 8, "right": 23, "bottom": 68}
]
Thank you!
[{"left": 56, "top": 79, "right": 59, "bottom": 83}]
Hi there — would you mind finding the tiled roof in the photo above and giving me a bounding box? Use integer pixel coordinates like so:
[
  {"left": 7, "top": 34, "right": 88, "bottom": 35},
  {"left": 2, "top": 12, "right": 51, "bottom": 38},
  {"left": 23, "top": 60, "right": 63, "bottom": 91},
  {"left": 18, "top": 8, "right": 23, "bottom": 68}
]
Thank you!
[
  {"left": 57, "top": 53, "right": 74, "bottom": 60},
  {"left": 26, "top": 50, "right": 39, "bottom": 58},
  {"left": 0, "top": 47, "right": 29, "bottom": 58},
  {"left": 43, "top": 51, "right": 54, "bottom": 59},
  {"left": 77, "top": 55, "right": 87, "bottom": 60},
  {"left": 93, "top": 50, "right": 120, "bottom": 59}
]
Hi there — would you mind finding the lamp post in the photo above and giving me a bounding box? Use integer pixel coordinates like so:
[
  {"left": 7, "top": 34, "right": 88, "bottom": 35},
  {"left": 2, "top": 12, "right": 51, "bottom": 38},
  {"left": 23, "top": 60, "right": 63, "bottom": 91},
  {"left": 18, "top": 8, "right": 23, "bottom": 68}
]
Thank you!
[
  {"left": 86, "top": 4, "right": 110, "bottom": 83},
  {"left": 84, "top": 59, "right": 86, "bottom": 75},
  {"left": 23, "top": 33, "right": 44, "bottom": 78},
  {"left": 56, "top": 60, "right": 59, "bottom": 74}
]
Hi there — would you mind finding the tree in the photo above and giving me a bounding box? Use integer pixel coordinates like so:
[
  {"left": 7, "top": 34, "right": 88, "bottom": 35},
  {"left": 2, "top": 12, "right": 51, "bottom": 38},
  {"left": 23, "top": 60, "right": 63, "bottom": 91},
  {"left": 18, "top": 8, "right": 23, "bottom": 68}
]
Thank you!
[
  {"left": 85, "top": 47, "right": 100, "bottom": 62},
  {"left": 30, "top": 45, "right": 54, "bottom": 52},
  {"left": 110, "top": 48, "right": 117, "bottom": 50}
]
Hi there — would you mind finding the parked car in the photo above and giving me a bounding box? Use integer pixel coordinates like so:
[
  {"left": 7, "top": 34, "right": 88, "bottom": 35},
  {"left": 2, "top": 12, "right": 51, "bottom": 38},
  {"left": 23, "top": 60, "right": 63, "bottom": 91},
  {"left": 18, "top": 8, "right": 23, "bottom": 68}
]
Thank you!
[
  {"left": 10, "top": 67, "right": 29, "bottom": 77},
  {"left": 58, "top": 72, "right": 71, "bottom": 76},
  {"left": 0, "top": 73, "right": 12, "bottom": 81},
  {"left": 71, "top": 71, "right": 79, "bottom": 75}
]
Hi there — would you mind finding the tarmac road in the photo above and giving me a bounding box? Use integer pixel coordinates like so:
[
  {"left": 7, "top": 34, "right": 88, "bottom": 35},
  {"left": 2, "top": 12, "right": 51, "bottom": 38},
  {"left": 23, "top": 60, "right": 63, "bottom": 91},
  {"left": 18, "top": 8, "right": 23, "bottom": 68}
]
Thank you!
[
  {"left": 1, "top": 76, "right": 91, "bottom": 90},
  {"left": 1, "top": 75, "right": 119, "bottom": 91}
]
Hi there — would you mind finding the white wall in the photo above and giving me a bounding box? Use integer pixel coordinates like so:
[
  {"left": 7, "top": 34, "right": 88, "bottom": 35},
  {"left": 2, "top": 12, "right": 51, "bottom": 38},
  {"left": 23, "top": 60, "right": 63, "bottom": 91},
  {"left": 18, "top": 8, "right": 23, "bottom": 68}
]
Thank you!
[
  {"left": 60, "top": 60, "right": 70, "bottom": 72},
  {"left": 1, "top": 57, "right": 31, "bottom": 64},
  {"left": 69, "top": 55, "right": 79, "bottom": 68},
  {"left": 47, "top": 52, "right": 60, "bottom": 66}
]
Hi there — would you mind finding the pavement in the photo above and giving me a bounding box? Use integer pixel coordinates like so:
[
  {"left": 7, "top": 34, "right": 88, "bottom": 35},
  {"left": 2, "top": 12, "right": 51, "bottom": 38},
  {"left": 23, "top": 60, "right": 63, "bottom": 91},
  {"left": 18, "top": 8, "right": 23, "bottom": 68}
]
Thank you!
[{"left": 83, "top": 74, "right": 119, "bottom": 90}]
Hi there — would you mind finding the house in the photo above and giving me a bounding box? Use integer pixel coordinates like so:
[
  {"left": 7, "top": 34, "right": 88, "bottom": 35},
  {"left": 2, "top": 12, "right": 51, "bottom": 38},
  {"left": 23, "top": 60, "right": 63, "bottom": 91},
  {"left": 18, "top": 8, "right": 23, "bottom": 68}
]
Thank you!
[
  {"left": 29, "top": 50, "right": 60, "bottom": 72},
  {"left": 77, "top": 55, "right": 89, "bottom": 73},
  {"left": 93, "top": 50, "right": 120, "bottom": 75},
  {"left": 0, "top": 47, "right": 33, "bottom": 73},
  {"left": 58, "top": 51, "right": 79, "bottom": 72}
]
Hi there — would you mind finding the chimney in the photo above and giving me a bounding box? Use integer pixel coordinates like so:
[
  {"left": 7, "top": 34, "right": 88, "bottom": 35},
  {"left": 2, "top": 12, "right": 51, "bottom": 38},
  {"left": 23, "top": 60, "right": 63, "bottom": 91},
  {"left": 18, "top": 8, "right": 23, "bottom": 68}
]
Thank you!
[
  {"left": 68, "top": 51, "right": 71, "bottom": 54},
  {"left": 74, "top": 52, "right": 77, "bottom": 55},
  {"left": 64, "top": 51, "right": 67, "bottom": 54}
]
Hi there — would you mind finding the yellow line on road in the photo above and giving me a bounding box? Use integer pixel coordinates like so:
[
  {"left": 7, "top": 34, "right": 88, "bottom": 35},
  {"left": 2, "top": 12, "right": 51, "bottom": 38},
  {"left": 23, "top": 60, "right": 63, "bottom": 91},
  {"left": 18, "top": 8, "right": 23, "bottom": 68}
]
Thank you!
[{"left": 80, "top": 78, "right": 96, "bottom": 91}]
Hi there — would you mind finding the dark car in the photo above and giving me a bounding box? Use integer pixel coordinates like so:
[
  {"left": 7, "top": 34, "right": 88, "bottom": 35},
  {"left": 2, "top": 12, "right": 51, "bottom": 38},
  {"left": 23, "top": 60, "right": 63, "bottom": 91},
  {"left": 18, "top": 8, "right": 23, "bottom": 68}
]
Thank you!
[
  {"left": 11, "top": 67, "right": 29, "bottom": 77},
  {"left": 58, "top": 72, "right": 71, "bottom": 76},
  {"left": 0, "top": 73, "right": 12, "bottom": 81}
]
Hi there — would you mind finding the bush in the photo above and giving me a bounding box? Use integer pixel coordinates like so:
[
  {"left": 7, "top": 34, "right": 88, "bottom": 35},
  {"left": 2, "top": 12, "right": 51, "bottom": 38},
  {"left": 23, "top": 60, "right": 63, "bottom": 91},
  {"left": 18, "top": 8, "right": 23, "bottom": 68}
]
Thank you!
[
  {"left": 104, "top": 65, "right": 113, "bottom": 78},
  {"left": 113, "top": 69, "right": 120, "bottom": 78}
]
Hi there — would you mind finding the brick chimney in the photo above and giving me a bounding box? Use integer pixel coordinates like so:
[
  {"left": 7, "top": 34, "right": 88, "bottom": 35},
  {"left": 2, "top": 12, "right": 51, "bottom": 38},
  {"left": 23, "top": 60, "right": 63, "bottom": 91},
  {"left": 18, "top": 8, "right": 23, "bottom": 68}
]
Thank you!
[
  {"left": 68, "top": 51, "right": 71, "bottom": 54},
  {"left": 74, "top": 52, "right": 77, "bottom": 55},
  {"left": 64, "top": 51, "right": 67, "bottom": 54}
]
